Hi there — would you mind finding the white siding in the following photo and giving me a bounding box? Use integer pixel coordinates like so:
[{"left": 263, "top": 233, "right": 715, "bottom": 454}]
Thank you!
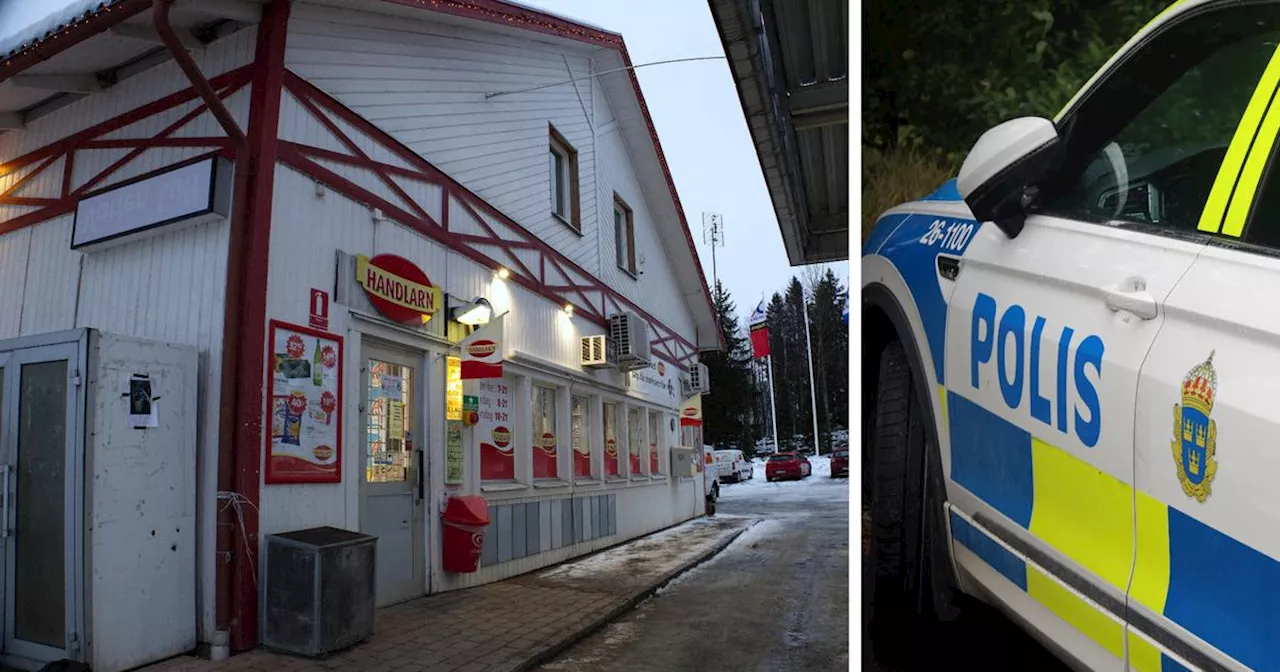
[
  {"left": 263, "top": 170, "right": 701, "bottom": 595},
  {"left": 282, "top": 4, "right": 701, "bottom": 347},
  {"left": 0, "top": 27, "right": 254, "bottom": 645}
]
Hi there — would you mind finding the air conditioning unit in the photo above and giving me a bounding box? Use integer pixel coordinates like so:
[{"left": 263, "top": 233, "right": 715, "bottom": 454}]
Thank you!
[
  {"left": 609, "top": 312, "right": 650, "bottom": 372},
  {"left": 580, "top": 334, "right": 616, "bottom": 369},
  {"left": 689, "top": 362, "right": 710, "bottom": 394}
]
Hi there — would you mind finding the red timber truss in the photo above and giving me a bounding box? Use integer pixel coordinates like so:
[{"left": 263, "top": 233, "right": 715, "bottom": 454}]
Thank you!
[
  {"left": 278, "top": 71, "right": 702, "bottom": 371},
  {"left": 0, "top": 68, "right": 248, "bottom": 235}
]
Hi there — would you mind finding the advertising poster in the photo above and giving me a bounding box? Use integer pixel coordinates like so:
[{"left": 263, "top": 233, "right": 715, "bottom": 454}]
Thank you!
[
  {"left": 627, "top": 360, "right": 679, "bottom": 406},
  {"left": 266, "top": 321, "right": 343, "bottom": 483},
  {"left": 461, "top": 314, "right": 504, "bottom": 380},
  {"left": 446, "top": 356, "right": 463, "bottom": 421},
  {"left": 477, "top": 377, "right": 514, "bottom": 480},
  {"left": 445, "top": 420, "right": 464, "bottom": 485}
]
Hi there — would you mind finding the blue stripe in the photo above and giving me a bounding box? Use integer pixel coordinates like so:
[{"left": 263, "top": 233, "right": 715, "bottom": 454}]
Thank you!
[
  {"left": 863, "top": 212, "right": 910, "bottom": 257},
  {"left": 1165, "top": 507, "right": 1280, "bottom": 672},
  {"left": 877, "top": 215, "right": 980, "bottom": 384},
  {"left": 1161, "top": 654, "right": 1192, "bottom": 672},
  {"left": 947, "top": 391, "right": 1034, "bottom": 528},
  {"left": 950, "top": 510, "right": 1027, "bottom": 590},
  {"left": 920, "top": 178, "right": 962, "bottom": 201}
]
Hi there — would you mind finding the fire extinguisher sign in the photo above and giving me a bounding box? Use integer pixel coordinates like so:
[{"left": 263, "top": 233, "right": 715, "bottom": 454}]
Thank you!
[{"left": 309, "top": 288, "right": 330, "bottom": 331}]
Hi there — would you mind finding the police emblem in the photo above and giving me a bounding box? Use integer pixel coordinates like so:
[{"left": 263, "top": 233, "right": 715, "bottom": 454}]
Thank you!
[{"left": 1172, "top": 351, "right": 1218, "bottom": 502}]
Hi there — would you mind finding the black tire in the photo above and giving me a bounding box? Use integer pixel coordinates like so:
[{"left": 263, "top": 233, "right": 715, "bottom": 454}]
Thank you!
[{"left": 866, "top": 340, "right": 958, "bottom": 645}]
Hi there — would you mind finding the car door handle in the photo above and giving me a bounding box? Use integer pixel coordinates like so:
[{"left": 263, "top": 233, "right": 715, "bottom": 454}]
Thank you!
[{"left": 1101, "top": 280, "right": 1158, "bottom": 320}]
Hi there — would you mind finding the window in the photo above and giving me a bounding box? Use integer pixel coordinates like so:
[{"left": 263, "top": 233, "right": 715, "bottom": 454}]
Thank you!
[
  {"left": 1036, "top": 7, "right": 1280, "bottom": 235},
  {"left": 614, "top": 194, "right": 636, "bottom": 275},
  {"left": 479, "top": 377, "right": 515, "bottom": 481},
  {"left": 648, "top": 411, "right": 661, "bottom": 474},
  {"left": 628, "top": 407, "right": 643, "bottom": 474},
  {"left": 572, "top": 395, "right": 590, "bottom": 478},
  {"left": 532, "top": 384, "right": 558, "bottom": 479},
  {"left": 549, "top": 125, "right": 580, "bottom": 230},
  {"left": 603, "top": 401, "right": 620, "bottom": 477}
]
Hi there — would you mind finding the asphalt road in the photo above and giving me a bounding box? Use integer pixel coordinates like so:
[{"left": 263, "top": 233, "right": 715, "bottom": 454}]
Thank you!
[{"left": 537, "top": 461, "right": 850, "bottom": 672}]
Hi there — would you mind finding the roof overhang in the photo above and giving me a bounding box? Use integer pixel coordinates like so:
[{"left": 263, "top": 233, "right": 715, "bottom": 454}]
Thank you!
[
  {"left": 707, "top": 0, "right": 848, "bottom": 265},
  {"left": 0, "top": 0, "right": 723, "bottom": 352}
]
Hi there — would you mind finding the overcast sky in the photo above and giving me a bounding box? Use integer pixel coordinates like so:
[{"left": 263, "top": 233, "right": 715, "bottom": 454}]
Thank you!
[{"left": 0, "top": 0, "right": 849, "bottom": 324}]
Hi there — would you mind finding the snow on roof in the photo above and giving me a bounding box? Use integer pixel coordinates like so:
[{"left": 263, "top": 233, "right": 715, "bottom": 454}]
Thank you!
[
  {"left": 0, "top": 0, "right": 124, "bottom": 60},
  {"left": 497, "top": 0, "right": 616, "bottom": 36}
]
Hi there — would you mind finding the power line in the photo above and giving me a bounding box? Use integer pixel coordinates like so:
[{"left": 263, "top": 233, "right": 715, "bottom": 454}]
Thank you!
[{"left": 485, "top": 56, "right": 726, "bottom": 99}]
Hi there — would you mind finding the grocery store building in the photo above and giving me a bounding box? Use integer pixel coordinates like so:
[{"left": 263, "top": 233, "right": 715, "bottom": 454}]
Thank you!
[{"left": 0, "top": 0, "right": 719, "bottom": 669}]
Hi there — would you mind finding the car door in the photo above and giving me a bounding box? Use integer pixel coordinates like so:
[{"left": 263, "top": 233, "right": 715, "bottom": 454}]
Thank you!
[
  {"left": 1129, "top": 8, "right": 1280, "bottom": 669},
  {"left": 943, "top": 5, "right": 1280, "bottom": 669}
]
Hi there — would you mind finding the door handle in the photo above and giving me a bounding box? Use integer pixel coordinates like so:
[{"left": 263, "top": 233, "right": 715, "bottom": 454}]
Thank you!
[
  {"left": 0, "top": 464, "right": 9, "bottom": 538},
  {"left": 416, "top": 451, "right": 424, "bottom": 501},
  {"left": 1101, "top": 279, "right": 1158, "bottom": 320}
]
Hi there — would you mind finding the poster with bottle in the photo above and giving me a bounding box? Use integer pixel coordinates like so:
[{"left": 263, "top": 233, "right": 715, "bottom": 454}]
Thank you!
[{"left": 266, "top": 320, "right": 343, "bottom": 484}]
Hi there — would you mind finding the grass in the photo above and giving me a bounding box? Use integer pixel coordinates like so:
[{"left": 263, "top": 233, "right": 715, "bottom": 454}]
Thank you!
[{"left": 861, "top": 146, "right": 957, "bottom": 241}]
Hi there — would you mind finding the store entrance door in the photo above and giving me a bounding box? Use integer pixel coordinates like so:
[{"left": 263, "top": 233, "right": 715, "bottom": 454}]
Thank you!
[
  {"left": 0, "top": 343, "right": 82, "bottom": 667},
  {"left": 359, "top": 342, "right": 425, "bottom": 606}
]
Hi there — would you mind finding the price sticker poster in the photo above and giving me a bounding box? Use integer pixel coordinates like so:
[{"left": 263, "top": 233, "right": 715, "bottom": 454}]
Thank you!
[
  {"left": 477, "top": 377, "right": 514, "bottom": 480},
  {"left": 266, "top": 320, "right": 344, "bottom": 484}
]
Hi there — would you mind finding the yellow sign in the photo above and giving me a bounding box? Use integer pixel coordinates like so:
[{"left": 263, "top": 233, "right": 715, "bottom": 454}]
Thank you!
[
  {"left": 388, "top": 401, "right": 404, "bottom": 441},
  {"left": 446, "top": 356, "right": 463, "bottom": 421},
  {"left": 355, "top": 254, "right": 442, "bottom": 319}
]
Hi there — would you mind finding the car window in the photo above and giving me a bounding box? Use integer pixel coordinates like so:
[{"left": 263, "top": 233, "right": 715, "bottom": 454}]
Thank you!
[
  {"left": 767, "top": 455, "right": 792, "bottom": 462},
  {"left": 834, "top": 450, "right": 849, "bottom": 458},
  {"left": 1036, "top": 6, "right": 1280, "bottom": 234}
]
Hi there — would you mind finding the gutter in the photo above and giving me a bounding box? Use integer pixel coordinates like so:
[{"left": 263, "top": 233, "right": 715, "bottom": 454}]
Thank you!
[
  {"left": 152, "top": 0, "right": 254, "bottom": 656},
  {"left": 0, "top": 0, "right": 153, "bottom": 84}
]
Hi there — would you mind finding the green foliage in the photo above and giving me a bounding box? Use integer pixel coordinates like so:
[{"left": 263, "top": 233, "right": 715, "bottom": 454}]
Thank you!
[
  {"left": 864, "top": 0, "right": 1171, "bottom": 161},
  {"left": 862, "top": 146, "right": 956, "bottom": 238},
  {"left": 702, "top": 281, "right": 757, "bottom": 453}
]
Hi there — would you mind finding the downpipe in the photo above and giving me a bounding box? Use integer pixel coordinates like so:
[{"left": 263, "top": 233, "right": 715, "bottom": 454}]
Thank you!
[{"left": 152, "top": 0, "right": 251, "bottom": 658}]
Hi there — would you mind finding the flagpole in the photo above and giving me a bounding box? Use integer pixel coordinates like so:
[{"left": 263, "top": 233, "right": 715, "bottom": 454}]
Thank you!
[
  {"left": 802, "top": 290, "right": 820, "bottom": 456},
  {"left": 766, "top": 354, "right": 779, "bottom": 454}
]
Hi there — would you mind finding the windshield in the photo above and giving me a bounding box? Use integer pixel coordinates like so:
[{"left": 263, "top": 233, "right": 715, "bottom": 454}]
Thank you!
[
  {"left": 833, "top": 450, "right": 849, "bottom": 458},
  {"left": 767, "top": 455, "right": 793, "bottom": 462}
]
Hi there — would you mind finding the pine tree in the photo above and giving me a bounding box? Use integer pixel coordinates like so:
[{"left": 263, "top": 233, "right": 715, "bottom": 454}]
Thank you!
[{"left": 702, "top": 281, "right": 756, "bottom": 452}]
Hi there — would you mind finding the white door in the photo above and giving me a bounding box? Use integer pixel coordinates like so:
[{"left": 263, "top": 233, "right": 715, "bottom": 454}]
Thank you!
[
  {"left": 1126, "top": 9, "right": 1280, "bottom": 669},
  {"left": 359, "top": 342, "right": 425, "bottom": 606},
  {"left": 0, "top": 343, "right": 83, "bottom": 666}
]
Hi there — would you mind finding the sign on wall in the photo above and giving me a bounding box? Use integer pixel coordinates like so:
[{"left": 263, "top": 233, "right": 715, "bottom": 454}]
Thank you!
[
  {"left": 461, "top": 314, "right": 504, "bottom": 380},
  {"left": 72, "top": 154, "right": 232, "bottom": 252},
  {"left": 628, "top": 359, "right": 678, "bottom": 406},
  {"left": 445, "top": 420, "right": 464, "bottom": 485},
  {"left": 265, "top": 320, "right": 343, "bottom": 484},
  {"left": 355, "top": 253, "right": 441, "bottom": 324},
  {"left": 446, "top": 356, "right": 463, "bottom": 421},
  {"left": 477, "top": 377, "right": 514, "bottom": 480}
]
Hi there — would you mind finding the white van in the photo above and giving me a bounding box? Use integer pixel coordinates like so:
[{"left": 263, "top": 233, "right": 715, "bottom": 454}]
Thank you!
[{"left": 713, "top": 449, "right": 752, "bottom": 483}]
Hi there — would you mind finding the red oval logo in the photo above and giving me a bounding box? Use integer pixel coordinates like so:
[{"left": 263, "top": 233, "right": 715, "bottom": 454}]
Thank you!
[
  {"left": 313, "top": 445, "right": 333, "bottom": 461},
  {"left": 657, "top": 362, "right": 666, "bottom": 376},
  {"left": 683, "top": 407, "right": 697, "bottom": 417},
  {"left": 358, "top": 254, "right": 438, "bottom": 324},
  {"left": 468, "top": 340, "right": 498, "bottom": 357},
  {"left": 492, "top": 426, "right": 512, "bottom": 448}
]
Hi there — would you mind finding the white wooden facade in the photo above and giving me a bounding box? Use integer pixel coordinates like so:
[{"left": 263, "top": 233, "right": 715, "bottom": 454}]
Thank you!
[{"left": 0, "top": 1, "right": 715, "bottom": 667}]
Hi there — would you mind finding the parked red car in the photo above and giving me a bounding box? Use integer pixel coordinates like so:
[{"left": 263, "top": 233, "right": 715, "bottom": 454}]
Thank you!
[
  {"left": 830, "top": 448, "right": 849, "bottom": 478},
  {"left": 765, "top": 452, "right": 811, "bottom": 482}
]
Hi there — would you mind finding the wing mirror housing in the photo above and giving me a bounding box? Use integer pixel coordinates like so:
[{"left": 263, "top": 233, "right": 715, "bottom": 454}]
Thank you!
[{"left": 957, "top": 117, "right": 1061, "bottom": 238}]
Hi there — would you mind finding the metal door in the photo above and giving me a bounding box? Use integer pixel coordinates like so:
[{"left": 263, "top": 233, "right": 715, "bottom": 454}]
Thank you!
[
  {"left": 359, "top": 342, "right": 425, "bottom": 606},
  {"left": 0, "top": 342, "right": 82, "bottom": 665}
]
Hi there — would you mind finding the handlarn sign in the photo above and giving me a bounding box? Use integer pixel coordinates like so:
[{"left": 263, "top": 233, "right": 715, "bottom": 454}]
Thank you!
[{"left": 356, "top": 254, "right": 442, "bottom": 323}]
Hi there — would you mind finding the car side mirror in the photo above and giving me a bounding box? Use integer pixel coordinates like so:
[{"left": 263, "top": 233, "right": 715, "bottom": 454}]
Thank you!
[{"left": 957, "top": 116, "right": 1060, "bottom": 238}]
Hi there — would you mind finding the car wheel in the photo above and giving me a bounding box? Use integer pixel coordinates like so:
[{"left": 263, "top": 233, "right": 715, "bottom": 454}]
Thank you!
[{"left": 866, "top": 340, "right": 957, "bottom": 654}]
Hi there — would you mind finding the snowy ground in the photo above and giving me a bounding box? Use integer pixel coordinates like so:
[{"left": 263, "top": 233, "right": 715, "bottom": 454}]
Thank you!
[{"left": 718, "top": 455, "right": 837, "bottom": 496}]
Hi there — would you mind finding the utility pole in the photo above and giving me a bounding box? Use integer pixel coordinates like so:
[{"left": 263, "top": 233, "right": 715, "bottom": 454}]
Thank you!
[{"left": 702, "top": 212, "right": 724, "bottom": 331}]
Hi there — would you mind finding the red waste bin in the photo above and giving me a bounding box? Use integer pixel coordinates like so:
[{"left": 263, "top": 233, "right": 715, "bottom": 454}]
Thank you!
[{"left": 441, "top": 495, "right": 490, "bottom": 573}]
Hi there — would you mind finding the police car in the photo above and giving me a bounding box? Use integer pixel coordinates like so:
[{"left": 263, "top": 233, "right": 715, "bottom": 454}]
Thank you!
[{"left": 863, "top": 1, "right": 1280, "bottom": 670}]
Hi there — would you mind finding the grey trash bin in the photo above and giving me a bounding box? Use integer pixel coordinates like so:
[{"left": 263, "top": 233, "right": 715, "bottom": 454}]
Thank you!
[{"left": 263, "top": 526, "right": 377, "bottom": 657}]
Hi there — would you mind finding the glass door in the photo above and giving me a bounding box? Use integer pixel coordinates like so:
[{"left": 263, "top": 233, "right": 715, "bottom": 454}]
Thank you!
[
  {"left": 359, "top": 342, "right": 425, "bottom": 606},
  {"left": 1, "top": 342, "right": 81, "bottom": 665}
]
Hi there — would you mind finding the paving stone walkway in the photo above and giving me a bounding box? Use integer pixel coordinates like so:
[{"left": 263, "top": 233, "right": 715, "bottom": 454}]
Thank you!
[{"left": 143, "top": 515, "right": 753, "bottom": 672}]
